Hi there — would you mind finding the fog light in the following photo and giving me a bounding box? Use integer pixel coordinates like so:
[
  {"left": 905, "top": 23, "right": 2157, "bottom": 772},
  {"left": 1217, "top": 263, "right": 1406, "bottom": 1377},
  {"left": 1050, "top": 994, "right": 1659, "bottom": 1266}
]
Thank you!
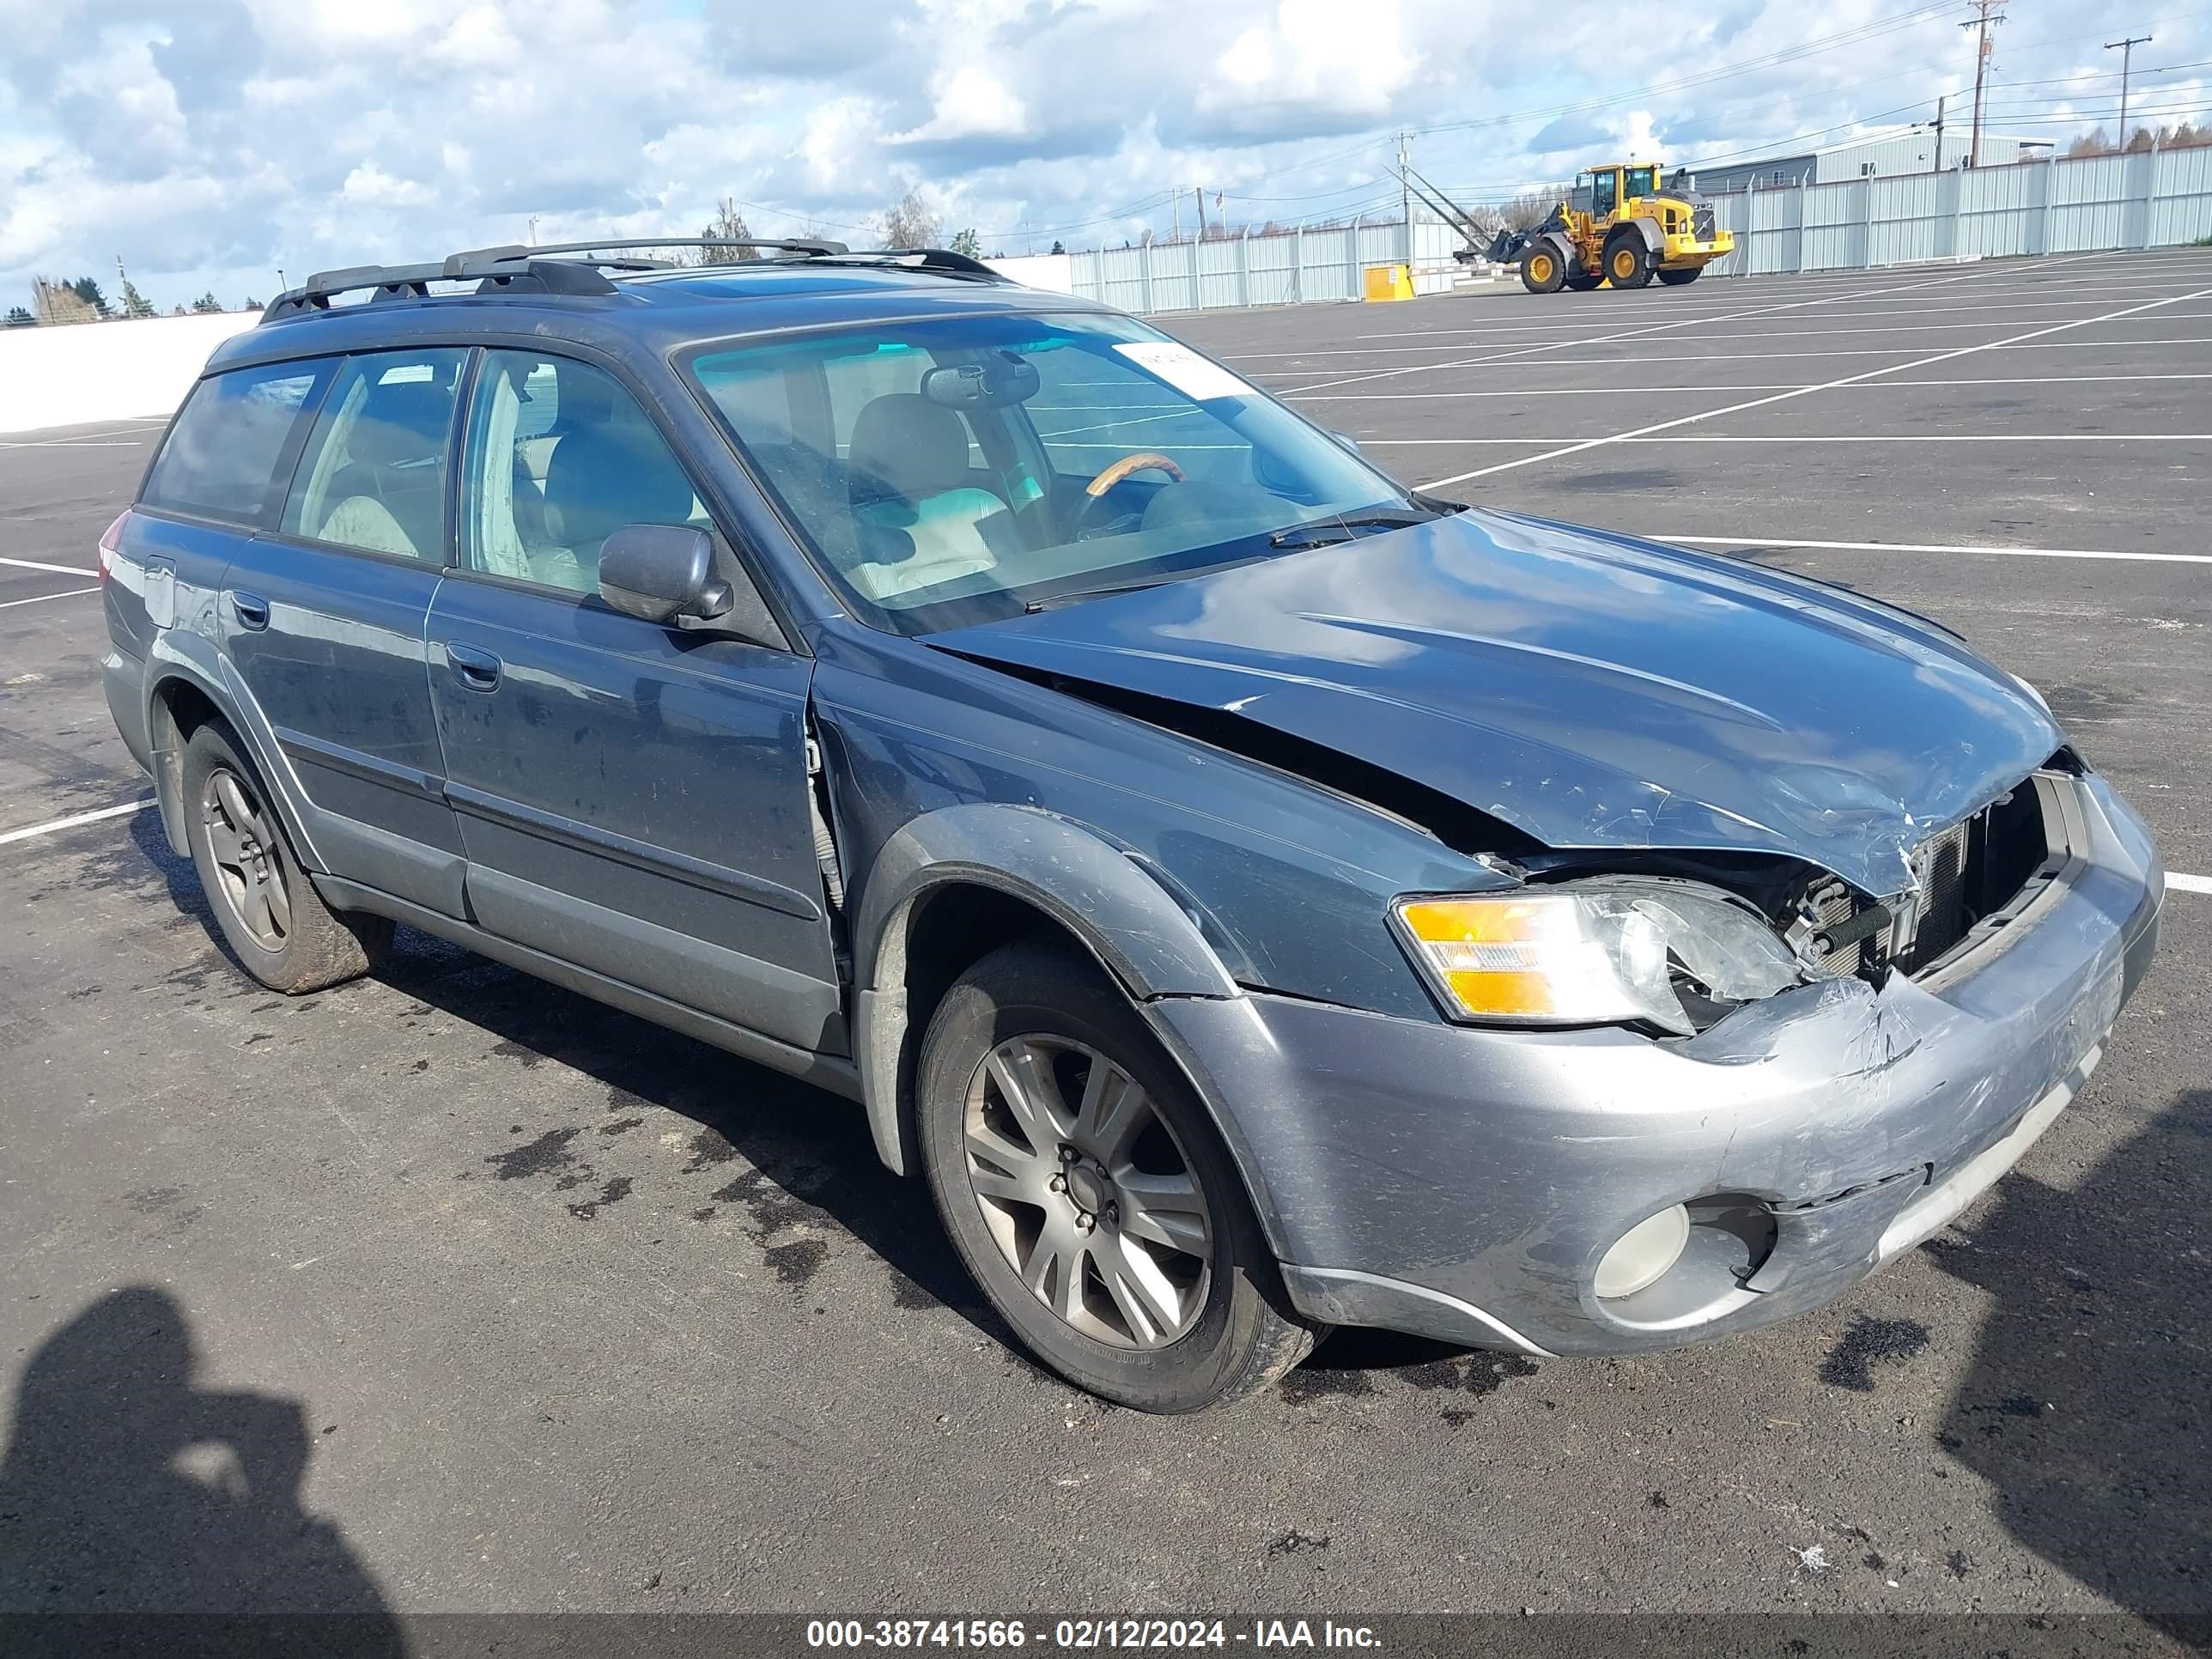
[{"left": 1594, "top": 1205, "right": 1692, "bottom": 1299}]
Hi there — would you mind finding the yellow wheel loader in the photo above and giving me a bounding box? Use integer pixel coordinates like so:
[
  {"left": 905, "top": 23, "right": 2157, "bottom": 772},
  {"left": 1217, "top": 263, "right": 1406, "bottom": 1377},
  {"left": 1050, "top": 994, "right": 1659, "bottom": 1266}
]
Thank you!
[{"left": 1481, "top": 162, "right": 1735, "bottom": 295}]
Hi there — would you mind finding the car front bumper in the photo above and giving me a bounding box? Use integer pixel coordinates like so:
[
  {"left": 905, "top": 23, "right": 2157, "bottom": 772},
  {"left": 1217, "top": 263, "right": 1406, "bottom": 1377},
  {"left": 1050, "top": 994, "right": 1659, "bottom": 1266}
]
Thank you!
[{"left": 1153, "top": 770, "right": 2163, "bottom": 1357}]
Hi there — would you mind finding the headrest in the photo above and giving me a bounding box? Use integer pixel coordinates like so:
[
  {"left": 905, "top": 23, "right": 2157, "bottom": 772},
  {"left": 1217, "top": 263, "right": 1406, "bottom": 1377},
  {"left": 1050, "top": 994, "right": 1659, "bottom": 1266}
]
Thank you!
[
  {"left": 349, "top": 380, "right": 453, "bottom": 467},
  {"left": 540, "top": 426, "right": 696, "bottom": 550},
  {"left": 848, "top": 392, "right": 970, "bottom": 506}
]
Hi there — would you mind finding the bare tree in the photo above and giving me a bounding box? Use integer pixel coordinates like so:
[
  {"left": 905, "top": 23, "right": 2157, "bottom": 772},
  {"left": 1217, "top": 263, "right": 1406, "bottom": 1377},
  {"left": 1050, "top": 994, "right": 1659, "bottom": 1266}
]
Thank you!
[
  {"left": 701, "top": 197, "right": 761, "bottom": 262},
  {"left": 2067, "top": 127, "right": 2114, "bottom": 157},
  {"left": 1500, "top": 189, "right": 1562, "bottom": 232},
  {"left": 31, "top": 277, "right": 98, "bottom": 325},
  {"left": 880, "top": 187, "right": 940, "bottom": 250}
]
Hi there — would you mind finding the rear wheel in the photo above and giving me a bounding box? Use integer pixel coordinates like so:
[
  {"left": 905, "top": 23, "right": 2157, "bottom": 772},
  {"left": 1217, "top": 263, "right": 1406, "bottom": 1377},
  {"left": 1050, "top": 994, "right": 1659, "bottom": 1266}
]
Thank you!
[
  {"left": 1657, "top": 264, "right": 1703, "bottom": 286},
  {"left": 180, "top": 721, "right": 392, "bottom": 994},
  {"left": 916, "top": 940, "right": 1317, "bottom": 1412},
  {"left": 1520, "top": 246, "right": 1567, "bottom": 295},
  {"left": 1565, "top": 271, "right": 1603, "bottom": 292},
  {"left": 1604, "top": 231, "right": 1655, "bottom": 289}
]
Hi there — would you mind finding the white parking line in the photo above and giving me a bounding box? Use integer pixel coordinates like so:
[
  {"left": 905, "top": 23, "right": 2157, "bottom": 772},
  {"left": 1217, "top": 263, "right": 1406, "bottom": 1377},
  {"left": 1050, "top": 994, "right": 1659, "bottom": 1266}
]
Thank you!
[
  {"left": 0, "top": 556, "right": 97, "bottom": 577},
  {"left": 1291, "top": 371, "right": 2212, "bottom": 401},
  {"left": 2172, "top": 873, "right": 2212, "bottom": 895},
  {"left": 1243, "top": 313, "right": 2212, "bottom": 363},
  {"left": 1248, "top": 336, "right": 2212, "bottom": 378},
  {"left": 1377, "top": 434, "right": 2212, "bottom": 445},
  {"left": 1668, "top": 535, "right": 2212, "bottom": 566},
  {"left": 0, "top": 799, "right": 150, "bottom": 846},
  {"left": 1274, "top": 260, "right": 2075, "bottom": 397},
  {"left": 0, "top": 586, "right": 98, "bottom": 610},
  {"left": 1418, "top": 280, "right": 2212, "bottom": 490},
  {"left": 1352, "top": 290, "right": 2212, "bottom": 339}
]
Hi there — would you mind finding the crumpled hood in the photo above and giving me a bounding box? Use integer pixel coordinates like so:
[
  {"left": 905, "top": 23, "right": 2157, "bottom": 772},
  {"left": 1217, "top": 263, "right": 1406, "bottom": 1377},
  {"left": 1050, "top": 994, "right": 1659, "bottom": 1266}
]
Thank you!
[{"left": 931, "top": 509, "right": 2063, "bottom": 896}]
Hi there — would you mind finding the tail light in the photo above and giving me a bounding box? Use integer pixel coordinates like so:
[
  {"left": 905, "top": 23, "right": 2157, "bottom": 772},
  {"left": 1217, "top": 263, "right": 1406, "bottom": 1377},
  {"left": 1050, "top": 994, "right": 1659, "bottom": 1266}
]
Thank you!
[{"left": 97, "top": 510, "right": 129, "bottom": 585}]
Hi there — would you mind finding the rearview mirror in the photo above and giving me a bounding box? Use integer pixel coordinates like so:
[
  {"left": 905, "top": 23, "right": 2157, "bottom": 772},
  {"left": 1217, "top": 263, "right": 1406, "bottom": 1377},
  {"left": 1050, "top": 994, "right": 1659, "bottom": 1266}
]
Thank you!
[{"left": 921, "top": 350, "right": 1041, "bottom": 410}]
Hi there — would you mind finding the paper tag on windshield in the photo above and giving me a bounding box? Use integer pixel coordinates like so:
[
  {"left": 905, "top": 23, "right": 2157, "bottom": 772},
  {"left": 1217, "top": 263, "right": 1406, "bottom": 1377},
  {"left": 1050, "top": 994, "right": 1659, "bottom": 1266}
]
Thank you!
[{"left": 1112, "top": 342, "right": 1255, "bottom": 403}]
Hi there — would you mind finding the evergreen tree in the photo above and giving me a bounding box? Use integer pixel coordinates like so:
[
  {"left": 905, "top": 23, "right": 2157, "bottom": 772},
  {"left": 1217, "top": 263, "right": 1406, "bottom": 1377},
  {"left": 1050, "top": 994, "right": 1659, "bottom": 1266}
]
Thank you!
[
  {"left": 118, "top": 278, "right": 155, "bottom": 319},
  {"left": 191, "top": 292, "right": 223, "bottom": 313},
  {"left": 3, "top": 306, "right": 33, "bottom": 327},
  {"left": 949, "top": 227, "right": 981, "bottom": 257},
  {"left": 67, "top": 276, "right": 112, "bottom": 317}
]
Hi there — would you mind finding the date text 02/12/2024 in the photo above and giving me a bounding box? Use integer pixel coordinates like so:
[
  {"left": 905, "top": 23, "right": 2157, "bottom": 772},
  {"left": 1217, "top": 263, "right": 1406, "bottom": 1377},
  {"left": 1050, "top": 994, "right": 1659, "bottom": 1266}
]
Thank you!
[{"left": 804, "top": 1620, "right": 1382, "bottom": 1649}]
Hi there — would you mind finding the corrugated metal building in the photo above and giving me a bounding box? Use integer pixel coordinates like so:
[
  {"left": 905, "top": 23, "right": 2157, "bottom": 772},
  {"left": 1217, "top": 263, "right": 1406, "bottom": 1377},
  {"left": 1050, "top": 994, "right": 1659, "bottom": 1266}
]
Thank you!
[{"left": 1683, "top": 127, "right": 2055, "bottom": 195}]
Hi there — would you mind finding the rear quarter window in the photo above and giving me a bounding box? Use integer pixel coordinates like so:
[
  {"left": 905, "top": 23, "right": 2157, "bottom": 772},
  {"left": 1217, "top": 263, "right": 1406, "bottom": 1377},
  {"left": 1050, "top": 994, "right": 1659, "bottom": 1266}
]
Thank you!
[{"left": 141, "top": 359, "right": 336, "bottom": 526}]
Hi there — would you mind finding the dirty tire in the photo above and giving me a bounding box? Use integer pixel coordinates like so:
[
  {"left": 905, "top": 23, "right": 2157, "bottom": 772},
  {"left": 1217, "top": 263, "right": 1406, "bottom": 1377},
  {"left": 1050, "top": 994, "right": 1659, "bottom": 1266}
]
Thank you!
[
  {"left": 180, "top": 720, "right": 392, "bottom": 994},
  {"left": 1604, "top": 231, "right": 1655, "bottom": 289},
  {"left": 1520, "top": 246, "right": 1567, "bottom": 295},
  {"left": 1565, "top": 270, "right": 1603, "bottom": 291},
  {"left": 917, "top": 940, "right": 1318, "bottom": 1412},
  {"left": 1657, "top": 264, "right": 1702, "bottom": 286}
]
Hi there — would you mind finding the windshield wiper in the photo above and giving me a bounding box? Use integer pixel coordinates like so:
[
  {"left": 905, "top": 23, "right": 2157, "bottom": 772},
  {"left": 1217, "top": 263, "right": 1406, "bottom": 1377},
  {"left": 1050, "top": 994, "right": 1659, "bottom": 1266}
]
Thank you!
[
  {"left": 1025, "top": 578, "right": 1170, "bottom": 613},
  {"left": 1267, "top": 507, "right": 1443, "bottom": 550}
]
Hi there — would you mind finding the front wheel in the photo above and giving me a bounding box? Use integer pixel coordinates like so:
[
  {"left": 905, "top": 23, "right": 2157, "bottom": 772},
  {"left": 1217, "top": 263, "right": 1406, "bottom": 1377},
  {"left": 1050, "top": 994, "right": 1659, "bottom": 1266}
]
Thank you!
[
  {"left": 1604, "top": 232, "right": 1656, "bottom": 289},
  {"left": 916, "top": 941, "right": 1317, "bottom": 1412},
  {"left": 1657, "top": 265, "right": 1703, "bottom": 286},
  {"left": 1520, "top": 246, "right": 1568, "bottom": 295}
]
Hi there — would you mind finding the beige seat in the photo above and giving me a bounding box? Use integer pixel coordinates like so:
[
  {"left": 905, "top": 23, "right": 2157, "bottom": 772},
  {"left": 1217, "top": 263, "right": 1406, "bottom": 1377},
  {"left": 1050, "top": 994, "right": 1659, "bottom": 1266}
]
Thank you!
[{"left": 845, "top": 393, "right": 1013, "bottom": 599}]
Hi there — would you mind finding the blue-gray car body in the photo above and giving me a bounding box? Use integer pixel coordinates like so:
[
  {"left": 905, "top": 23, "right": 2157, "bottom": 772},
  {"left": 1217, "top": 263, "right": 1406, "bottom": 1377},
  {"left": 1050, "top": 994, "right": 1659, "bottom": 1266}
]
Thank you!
[{"left": 100, "top": 260, "right": 2163, "bottom": 1361}]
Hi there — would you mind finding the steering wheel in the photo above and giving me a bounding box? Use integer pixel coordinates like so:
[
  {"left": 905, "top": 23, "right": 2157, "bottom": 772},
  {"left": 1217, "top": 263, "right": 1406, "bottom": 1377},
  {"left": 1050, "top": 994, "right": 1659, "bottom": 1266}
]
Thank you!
[{"left": 1073, "top": 453, "right": 1186, "bottom": 537}]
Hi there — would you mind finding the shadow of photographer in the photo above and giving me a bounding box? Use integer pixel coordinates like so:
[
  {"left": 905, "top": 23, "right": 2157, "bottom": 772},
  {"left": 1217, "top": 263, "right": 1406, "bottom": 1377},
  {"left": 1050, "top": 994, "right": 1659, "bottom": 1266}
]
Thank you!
[
  {"left": 0, "top": 1285, "right": 401, "bottom": 1654},
  {"left": 1931, "top": 1087, "right": 2212, "bottom": 1642}
]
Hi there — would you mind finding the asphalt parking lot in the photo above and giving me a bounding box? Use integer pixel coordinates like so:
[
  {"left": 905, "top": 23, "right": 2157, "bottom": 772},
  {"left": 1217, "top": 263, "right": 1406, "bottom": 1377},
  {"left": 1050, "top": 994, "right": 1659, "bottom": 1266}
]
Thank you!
[{"left": 1, "top": 249, "right": 2208, "bottom": 1640}]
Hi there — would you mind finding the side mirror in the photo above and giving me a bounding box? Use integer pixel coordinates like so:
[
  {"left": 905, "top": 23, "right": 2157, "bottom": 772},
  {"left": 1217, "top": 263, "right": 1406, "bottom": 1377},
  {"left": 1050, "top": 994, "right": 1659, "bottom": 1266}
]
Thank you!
[{"left": 599, "top": 524, "right": 730, "bottom": 626}]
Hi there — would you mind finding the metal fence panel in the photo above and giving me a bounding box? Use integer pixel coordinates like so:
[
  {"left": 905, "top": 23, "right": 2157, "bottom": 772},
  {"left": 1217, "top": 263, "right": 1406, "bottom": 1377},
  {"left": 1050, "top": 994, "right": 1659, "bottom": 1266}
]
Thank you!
[{"left": 1066, "top": 152, "right": 2212, "bottom": 314}]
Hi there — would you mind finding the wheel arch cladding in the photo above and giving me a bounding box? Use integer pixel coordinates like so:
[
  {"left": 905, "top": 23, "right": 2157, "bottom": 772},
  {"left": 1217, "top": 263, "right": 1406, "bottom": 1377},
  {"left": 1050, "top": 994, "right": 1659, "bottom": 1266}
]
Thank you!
[{"left": 848, "top": 804, "right": 1287, "bottom": 1248}]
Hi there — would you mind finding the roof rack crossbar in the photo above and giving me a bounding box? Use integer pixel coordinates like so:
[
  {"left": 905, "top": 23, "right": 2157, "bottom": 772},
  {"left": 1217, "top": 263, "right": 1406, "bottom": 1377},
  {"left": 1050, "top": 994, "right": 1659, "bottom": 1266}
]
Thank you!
[
  {"left": 448, "top": 236, "right": 851, "bottom": 264},
  {"left": 259, "top": 234, "right": 1008, "bottom": 324}
]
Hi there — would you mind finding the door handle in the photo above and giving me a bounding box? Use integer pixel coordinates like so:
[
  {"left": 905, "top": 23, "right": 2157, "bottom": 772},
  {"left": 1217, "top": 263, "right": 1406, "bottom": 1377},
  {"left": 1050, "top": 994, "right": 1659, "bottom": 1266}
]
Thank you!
[
  {"left": 447, "top": 643, "right": 503, "bottom": 691},
  {"left": 229, "top": 590, "right": 270, "bottom": 631}
]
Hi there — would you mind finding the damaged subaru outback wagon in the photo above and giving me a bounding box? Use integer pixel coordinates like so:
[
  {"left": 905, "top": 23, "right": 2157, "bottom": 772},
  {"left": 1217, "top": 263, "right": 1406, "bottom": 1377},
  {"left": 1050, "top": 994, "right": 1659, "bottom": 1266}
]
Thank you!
[{"left": 102, "top": 238, "right": 2163, "bottom": 1412}]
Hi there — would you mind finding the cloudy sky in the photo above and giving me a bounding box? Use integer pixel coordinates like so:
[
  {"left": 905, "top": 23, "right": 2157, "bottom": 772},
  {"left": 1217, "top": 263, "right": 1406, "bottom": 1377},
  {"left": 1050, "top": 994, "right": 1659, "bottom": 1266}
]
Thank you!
[{"left": 3, "top": 0, "right": 2209, "bottom": 311}]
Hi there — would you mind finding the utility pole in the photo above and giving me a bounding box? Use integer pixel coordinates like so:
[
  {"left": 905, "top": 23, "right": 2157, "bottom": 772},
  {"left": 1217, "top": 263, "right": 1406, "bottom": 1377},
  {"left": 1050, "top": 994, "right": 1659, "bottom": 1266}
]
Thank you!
[
  {"left": 1961, "top": 0, "right": 2006, "bottom": 168},
  {"left": 1398, "top": 131, "right": 1413, "bottom": 240},
  {"left": 1171, "top": 192, "right": 1182, "bottom": 244},
  {"left": 1933, "top": 94, "right": 1947, "bottom": 171},
  {"left": 2107, "top": 34, "right": 2153, "bottom": 148},
  {"left": 1194, "top": 185, "right": 1206, "bottom": 241}
]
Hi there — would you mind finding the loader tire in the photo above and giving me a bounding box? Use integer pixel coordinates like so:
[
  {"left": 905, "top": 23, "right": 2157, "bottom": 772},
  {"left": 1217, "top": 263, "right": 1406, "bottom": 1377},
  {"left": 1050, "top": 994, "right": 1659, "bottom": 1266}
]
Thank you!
[
  {"left": 1603, "top": 231, "right": 1655, "bottom": 290},
  {"left": 1521, "top": 246, "right": 1568, "bottom": 294},
  {"left": 1657, "top": 265, "right": 1702, "bottom": 286}
]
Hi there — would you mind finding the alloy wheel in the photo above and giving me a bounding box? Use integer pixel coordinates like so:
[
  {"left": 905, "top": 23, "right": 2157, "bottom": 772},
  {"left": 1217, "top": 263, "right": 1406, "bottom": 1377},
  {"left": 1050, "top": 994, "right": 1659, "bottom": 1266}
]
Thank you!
[
  {"left": 961, "top": 1034, "right": 1212, "bottom": 1349},
  {"left": 201, "top": 765, "right": 292, "bottom": 951}
]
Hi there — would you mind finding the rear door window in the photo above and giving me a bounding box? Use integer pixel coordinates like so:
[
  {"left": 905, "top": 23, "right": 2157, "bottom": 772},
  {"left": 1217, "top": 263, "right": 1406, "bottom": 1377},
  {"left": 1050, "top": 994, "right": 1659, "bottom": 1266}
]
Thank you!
[
  {"left": 281, "top": 349, "right": 468, "bottom": 561},
  {"left": 140, "top": 360, "right": 335, "bottom": 526}
]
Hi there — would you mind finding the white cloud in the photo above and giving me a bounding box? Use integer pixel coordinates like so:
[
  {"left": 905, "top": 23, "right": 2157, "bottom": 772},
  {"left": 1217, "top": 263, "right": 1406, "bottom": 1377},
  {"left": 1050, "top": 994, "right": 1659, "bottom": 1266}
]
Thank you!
[
  {"left": 339, "top": 163, "right": 436, "bottom": 210},
  {"left": 1213, "top": 0, "right": 1418, "bottom": 114},
  {"left": 0, "top": 0, "right": 2192, "bottom": 305},
  {"left": 893, "top": 64, "right": 1031, "bottom": 143}
]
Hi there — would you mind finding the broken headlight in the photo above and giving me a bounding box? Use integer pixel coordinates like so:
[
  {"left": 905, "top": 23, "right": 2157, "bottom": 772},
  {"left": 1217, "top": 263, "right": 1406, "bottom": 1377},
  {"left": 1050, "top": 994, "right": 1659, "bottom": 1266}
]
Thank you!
[{"left": 1395, "top": 878, "right": 1807, "bottom": 1036}]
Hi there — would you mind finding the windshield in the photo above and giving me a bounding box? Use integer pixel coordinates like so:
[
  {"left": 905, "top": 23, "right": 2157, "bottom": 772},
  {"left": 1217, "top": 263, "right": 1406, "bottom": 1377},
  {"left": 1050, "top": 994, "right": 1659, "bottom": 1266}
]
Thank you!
[
  {"left": 1626, "top": 165, "right": 1660, "bottom": 198},
  {"left": 681, "top": 310, "right": 1411, "bottom": 634}
]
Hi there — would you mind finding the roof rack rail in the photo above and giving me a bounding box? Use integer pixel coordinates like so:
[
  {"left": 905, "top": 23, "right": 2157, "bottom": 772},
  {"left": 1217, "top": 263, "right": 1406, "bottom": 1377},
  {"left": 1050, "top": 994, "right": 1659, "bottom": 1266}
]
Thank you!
[
  {"left": 811, "top": 246, "right": 1006, "bottom": 281},
  {"left": 259, "top": 234, "right": 1005, "bottom": 324}
]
